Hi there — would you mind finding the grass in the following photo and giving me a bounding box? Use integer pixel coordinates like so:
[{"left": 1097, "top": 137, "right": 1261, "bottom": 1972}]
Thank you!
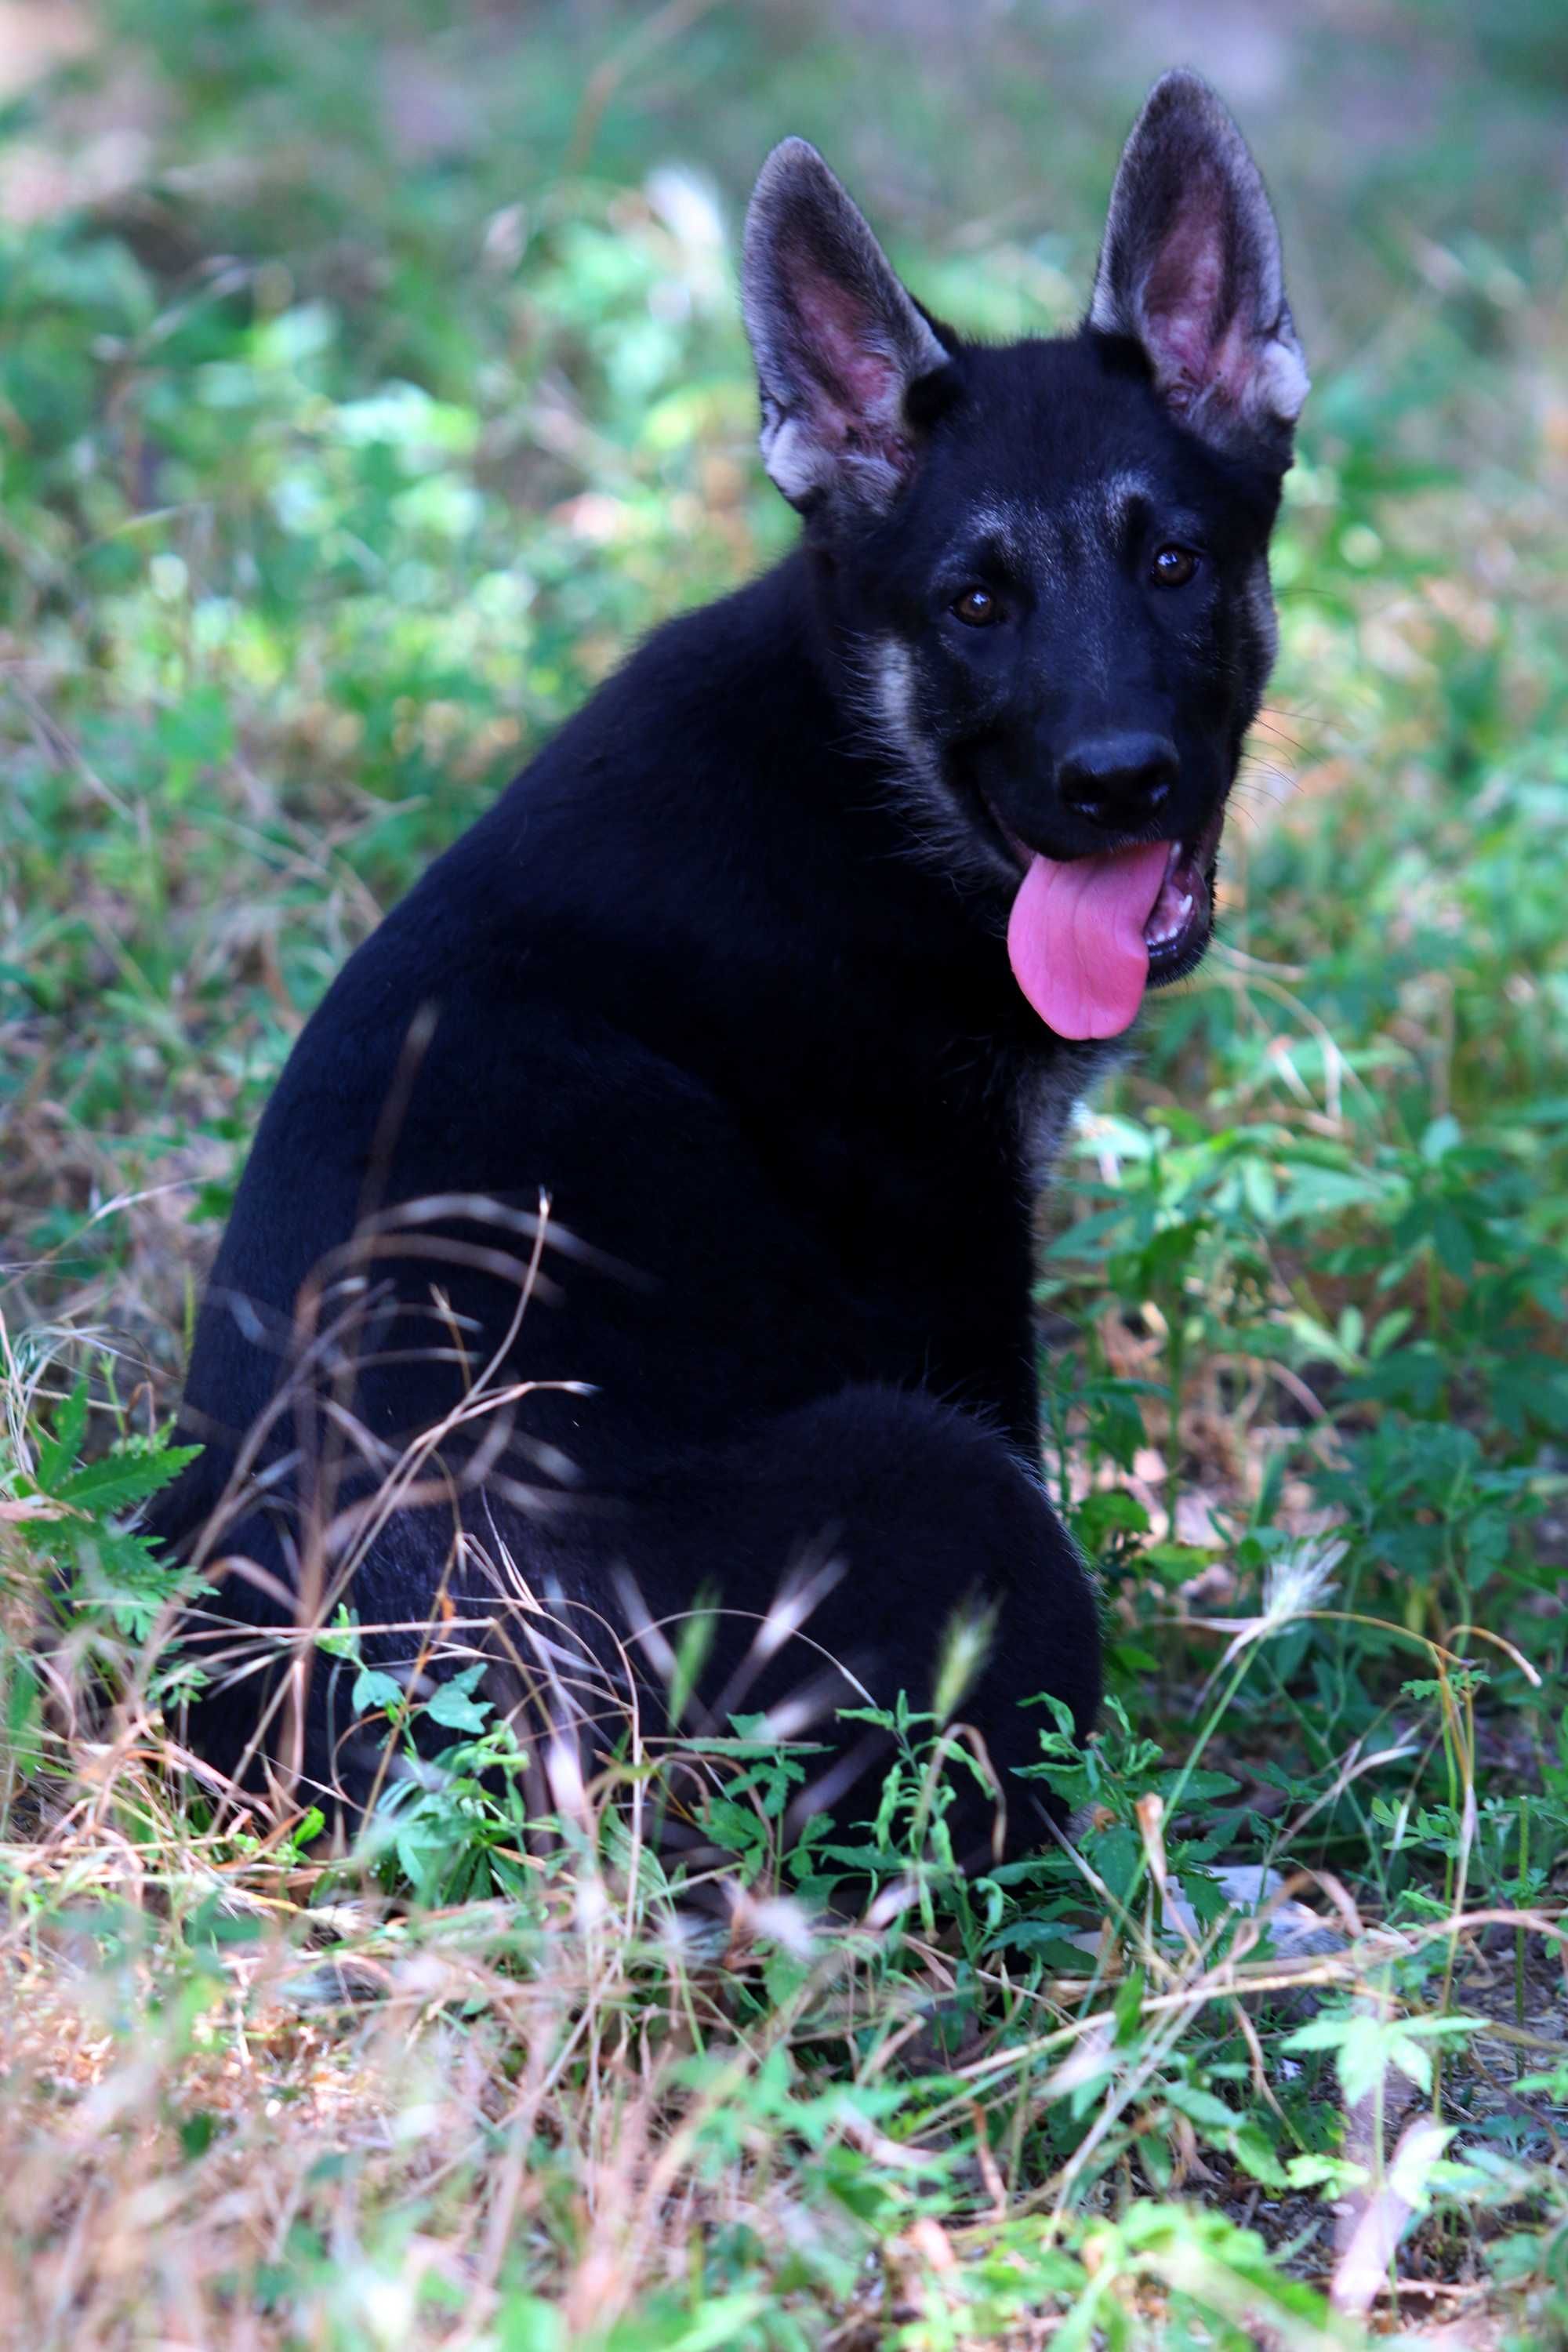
[{"left": 2, "top": 0, "right": 1567, "bottom": 2343}]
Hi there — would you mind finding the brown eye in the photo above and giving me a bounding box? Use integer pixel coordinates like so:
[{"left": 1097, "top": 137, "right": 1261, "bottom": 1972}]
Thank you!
[
  {"left": 1150, "top": 544, "right": 1200, "bottom": 589},
  {"left": 952, "top": 586, "right": 1000, "bottom": 627}
]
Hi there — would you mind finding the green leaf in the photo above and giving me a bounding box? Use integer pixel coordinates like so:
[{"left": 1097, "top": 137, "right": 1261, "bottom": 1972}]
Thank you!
[
  {"left": 703, "top": 1798, "right": 766, "bottom": 1857},
  {"left": 58, "top": 1444, "right": 202, "bottom": 1515},
  {"left": 1283, "top": 2009, "right": 1485, "bottom": 2105},
  {"left": 424, "top": 1678, "right": 492, "bottom": 1733},
  {"left": 496, "top": 2296, "right": 564, "bottom": 2352},
  {"left": 1113, "top": 1965, "right": 1146, "bottom": 2046},
  {"left": 36, "top": 1378, "right": 90, "bottom": 1492},
  {"left": 1165, "top": 2082, "right": 1241, "bottom": 2133},
  {"left": 351, "top": 1666, "right": 404, "bottom": 1715},
  {"left": 985, "top": 1920, "right": 1096, "bottom": 1972},
  {"left": 1232, "top": 2125, "right": 1290, "bottom": 2188}
]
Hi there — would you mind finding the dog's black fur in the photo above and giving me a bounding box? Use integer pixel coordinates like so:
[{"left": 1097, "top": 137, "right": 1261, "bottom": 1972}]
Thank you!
[{"left": 152, "top": 73, "right": 1305, "bottom": 1857}]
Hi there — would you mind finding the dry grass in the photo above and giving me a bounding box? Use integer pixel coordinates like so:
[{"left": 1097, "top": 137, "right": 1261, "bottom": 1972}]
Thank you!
[{"left": 3, "top": 1472, "right": 1566, "bottom": 2348}]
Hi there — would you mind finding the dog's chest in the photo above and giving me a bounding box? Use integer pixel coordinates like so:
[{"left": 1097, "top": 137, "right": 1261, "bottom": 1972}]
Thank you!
[{"left": 1010, "top": 1042, "right": 1114, "bottom": 1193}]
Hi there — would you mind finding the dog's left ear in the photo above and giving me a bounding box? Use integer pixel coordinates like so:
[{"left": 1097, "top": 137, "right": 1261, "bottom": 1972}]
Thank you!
[
  {"left": 742, "top": 138, "right": 954, "bottom": 519},
  {"left": 1090, "top": 71, "right": 1308, "bottom": 461}
]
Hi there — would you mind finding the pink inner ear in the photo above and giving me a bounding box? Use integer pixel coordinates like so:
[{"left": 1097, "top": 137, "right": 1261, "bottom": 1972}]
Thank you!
[
  {"left": 1140, "top": 181, "right": 1280, "bottom": 423},
  {"left": 791, "top": 270, "right": 903, "bottom": 434},
  {"left": 1141, "top": 191, "right": 1228, "bottom": 401}
]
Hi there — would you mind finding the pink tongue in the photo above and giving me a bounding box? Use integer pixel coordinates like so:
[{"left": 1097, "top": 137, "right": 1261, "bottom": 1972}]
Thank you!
[{"left": 1007, "top": 841, "right": 1171, "bottom": 1040}]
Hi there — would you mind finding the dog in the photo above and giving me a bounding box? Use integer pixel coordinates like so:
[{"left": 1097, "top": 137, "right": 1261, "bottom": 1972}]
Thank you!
[{"left": 151, "top": 71, "right": 1306, "bottom": 1862}]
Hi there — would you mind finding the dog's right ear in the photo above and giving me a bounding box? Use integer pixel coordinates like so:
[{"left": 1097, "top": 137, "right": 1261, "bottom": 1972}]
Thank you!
[
  {"left": 1090, "top": 71, "right": 1308, "bottom": 463},
  {"left": 742, "top": 139, "right": 954, "bottom": 520}
]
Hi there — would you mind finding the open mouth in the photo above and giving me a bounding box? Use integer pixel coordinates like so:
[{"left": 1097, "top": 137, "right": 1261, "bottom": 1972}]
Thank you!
[
  {"left": 985, "top": 797, "right": 1224, "bottom": 1041},
  {"left": 1142, "top": 826, "right": 1220, "bottom": 983}
]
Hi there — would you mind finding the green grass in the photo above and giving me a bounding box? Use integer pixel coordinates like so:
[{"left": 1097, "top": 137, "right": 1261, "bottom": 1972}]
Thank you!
[{"left": 2, "top": 2, "right": 1567, "bottom": 2344}]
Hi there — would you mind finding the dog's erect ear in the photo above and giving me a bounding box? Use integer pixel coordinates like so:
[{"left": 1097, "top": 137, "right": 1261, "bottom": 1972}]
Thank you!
[
  {"left": 742, "top": 138, "right": 953, "bottom": 517},
  {"left": 1090, "top": 71, "right": 1308, "bottom": 460}
]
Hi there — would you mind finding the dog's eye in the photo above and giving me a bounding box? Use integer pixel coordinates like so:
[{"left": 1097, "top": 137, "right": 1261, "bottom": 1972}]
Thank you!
[
  {"left": 1149, "top": 545, "right": 1200, "bottom": 589},
  {"left": 951, "top": 586, "right": 1000, "bottom": 627}
]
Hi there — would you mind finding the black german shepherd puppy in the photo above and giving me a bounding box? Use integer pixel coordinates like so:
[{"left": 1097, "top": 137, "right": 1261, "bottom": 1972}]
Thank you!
[{"left": 154, "top": 71, "right": 1307, "bottom": 1857}]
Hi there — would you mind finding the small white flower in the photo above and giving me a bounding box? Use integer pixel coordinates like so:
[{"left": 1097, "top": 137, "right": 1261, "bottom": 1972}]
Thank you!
[
  {"left": 1261, "top": 1537, "right": 1346, "bottom": 1628},
  {"left": 731, "top": 1889, "right": 817, "bottom": 1960}
]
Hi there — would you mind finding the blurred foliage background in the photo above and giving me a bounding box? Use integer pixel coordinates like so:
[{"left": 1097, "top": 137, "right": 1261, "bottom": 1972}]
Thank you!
[
  {"left": 2, "top": 3, "right": 1567, "bottom": 2345},
  {"left": 2, "top": 0, "right": 1565, "bottom": 1360},
  {"left": 5, "top": 0, "right": 1567, "bottom": 1662}
]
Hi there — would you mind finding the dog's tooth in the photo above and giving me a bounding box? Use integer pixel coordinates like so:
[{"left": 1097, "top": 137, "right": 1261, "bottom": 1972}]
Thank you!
[{"left": 1145, "top": 877, "right": 1196, "bottom": 950}]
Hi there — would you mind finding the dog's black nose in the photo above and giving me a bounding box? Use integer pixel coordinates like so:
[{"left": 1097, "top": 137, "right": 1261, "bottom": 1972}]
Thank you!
[{"left": 1058, "top": 732, "right": 1178, "bottom": 828}]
